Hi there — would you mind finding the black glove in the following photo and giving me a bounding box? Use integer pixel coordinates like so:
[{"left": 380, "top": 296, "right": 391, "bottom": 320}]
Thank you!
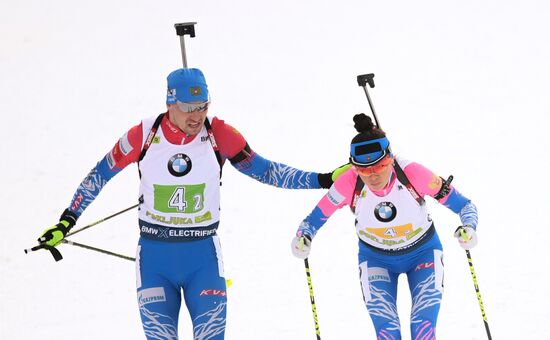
[{"left": 317, "top": 163, "right": 352, "bottom": 189}]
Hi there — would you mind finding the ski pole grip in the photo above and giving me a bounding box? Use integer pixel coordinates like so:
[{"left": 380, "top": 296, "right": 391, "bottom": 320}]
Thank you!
[
  {"left": 174, "top": 22, "right": 197, "bottom": 37},
  {"left": 459, "top": 227, "right": 470, "bottom": 242},
  {"left": 357, "top": 74, "right": 375, "bottom": 88},
  {"left": 24, "top": 244, "right": 63, "bottom": 262}
]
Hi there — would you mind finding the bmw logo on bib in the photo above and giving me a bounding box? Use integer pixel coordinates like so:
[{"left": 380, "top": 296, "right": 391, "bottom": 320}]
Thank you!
[
  {"left": 168, "top": 153, "right": 192, "bottom": 177},
  {"left": 374, "top": 202, "right": 397, "bottom": 222}
]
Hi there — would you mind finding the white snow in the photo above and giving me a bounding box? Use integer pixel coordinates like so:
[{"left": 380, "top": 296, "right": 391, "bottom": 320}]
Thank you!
[{"left": 1, "top": 1, "right": 549, "bottom": 339}]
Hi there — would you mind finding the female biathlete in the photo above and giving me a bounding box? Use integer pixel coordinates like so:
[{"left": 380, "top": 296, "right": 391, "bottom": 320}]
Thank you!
[{"left": 291, "top": 113, "right": 479, "bottom": 339}]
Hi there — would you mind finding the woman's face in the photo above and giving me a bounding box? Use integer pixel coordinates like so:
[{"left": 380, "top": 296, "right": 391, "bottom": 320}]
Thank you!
[{"left": 355, "top": 156, "right": 394, "bottom": 191}]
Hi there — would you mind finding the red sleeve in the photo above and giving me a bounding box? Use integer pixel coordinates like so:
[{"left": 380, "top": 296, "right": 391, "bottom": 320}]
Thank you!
[
  {"left": 210, "top": 117, "right": 248, "bottom": 160},
  {"left": 107, "top": 122, "right": 143, "bottom": 170}
]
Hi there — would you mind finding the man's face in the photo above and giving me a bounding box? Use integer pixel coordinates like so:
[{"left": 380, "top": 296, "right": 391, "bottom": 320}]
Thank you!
[{"left": 167, "top": 101, "right": 209, "bottom": 136}]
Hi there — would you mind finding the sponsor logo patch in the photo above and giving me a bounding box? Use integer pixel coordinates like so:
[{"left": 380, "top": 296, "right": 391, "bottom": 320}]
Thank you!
[
  {"left": 429, "top": 173, "right": 442, "bottom": 190},
  {"left": 167, "top": 88, "right": 176, "bottom": 101},
  {"left": 367, "top": 267, "right": 391, "bottom": 282},
  {"left": 366, "top": 223, "right": 414, "bottom": 240},
  {"left": 200, "top": 289, "right": 227, "bottom": 297},
  {"left": 167, "top": 153, "right": 192, "bottom": 177},
  {"left": 189, "top": 86, "right": 202, "bottom": 96},
  {"left": 71, "top": 193, "right": 84, "bottom": 211},
  {"left": 138, "top": 287, "right": 166, "bottom": 306},
  {"left": 327, "top": 186, "right": 345, "bottom": 205},
  {"left": 106, "top": 151, "right": 116, "bottom": 169},
  {"left": 208, "top": 131, "right": 217, "bottom": 148},
  {"left": 415, "top": 262, "right": 435, "bottom": 271},
  {"left": 119, "top": 132, "right": 133, "bottom": 155},
  {"left": 374, "top": 202, "right": 397, "bottom": 222}
]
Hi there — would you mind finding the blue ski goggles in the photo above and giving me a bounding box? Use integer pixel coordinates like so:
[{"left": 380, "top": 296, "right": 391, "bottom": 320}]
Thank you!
[{"left": 349, "top": 137, "right": 391, "bottom": 166}]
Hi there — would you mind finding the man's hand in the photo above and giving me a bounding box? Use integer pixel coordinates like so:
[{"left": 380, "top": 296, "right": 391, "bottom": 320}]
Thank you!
[
  {"left": 317, "top": 163, "right": 352, "bottom": 188},
  {"left": 38, "top": 209, "right": 78, "bottom": 247}
]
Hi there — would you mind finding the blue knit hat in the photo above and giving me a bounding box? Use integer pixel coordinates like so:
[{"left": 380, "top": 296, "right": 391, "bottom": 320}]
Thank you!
[{"left": 166, "top": 68, "right": 209, "bottom": 104}]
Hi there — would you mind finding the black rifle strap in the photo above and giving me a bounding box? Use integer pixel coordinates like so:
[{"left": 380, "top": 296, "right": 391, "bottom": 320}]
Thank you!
[
  {"left": 349, "top": 162, "right": 425, "bottom": 213},
  {"left": 137, "top": 114, "right": 224, "bottom": 178},
  {"left": 393, "top": 162, "right": 425, "bottom": 205},
  {"left": 203, "top": 118, "right": 223, "bottom": 178},
  {"left": 137, "top": 113, "right": 165, "bottom": 179},
  {"left": 138, "top": 113, "right": 165, "bottom": 162},
  {"left": 350, "top": 175, "right": 365, "bottom": 214}
]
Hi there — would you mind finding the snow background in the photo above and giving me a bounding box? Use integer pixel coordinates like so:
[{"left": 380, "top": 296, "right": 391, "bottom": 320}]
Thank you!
[{"left": 1, "top": 0, "right": 549, "bottom": 339}]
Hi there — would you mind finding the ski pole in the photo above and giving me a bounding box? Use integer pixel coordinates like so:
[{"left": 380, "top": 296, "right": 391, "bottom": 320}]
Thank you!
[
  {"left": 174, "top": 22, "right": 197, "bottom": 68},
  {"left": 24, "top": 237, "right": 134, "bottom": 262},
  {"left": 357, "top": 73, "right": 382, "bottom": 128},
  {"left": 31, "top": 238, "right": 235, "bottom": 290},
  {"left": 61, "top": 239, "right": 234, "bottom": 289},
  {"left": 459, "top": 228, "right": 493, "bottom": 340},
  {"left": 66, "top": 202, "right": 140, "bottom": 238},
  {"left": 304, "top": 258, "right": 321, "bottom": 340},
  {"left": 62, "top": 239, "right": 135, "bottom": 262},
  {"left": 25, "top": 201, "right": 140, "bottom": 261}
]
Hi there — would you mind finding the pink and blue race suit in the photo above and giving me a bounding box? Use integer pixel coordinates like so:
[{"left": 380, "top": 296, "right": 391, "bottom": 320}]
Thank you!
[
  {"left": 297, "top": 157, "right": 478, "bottom": 340},
  {"left": 66, "top": 112, "right": 325, "bottom": 340}
]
